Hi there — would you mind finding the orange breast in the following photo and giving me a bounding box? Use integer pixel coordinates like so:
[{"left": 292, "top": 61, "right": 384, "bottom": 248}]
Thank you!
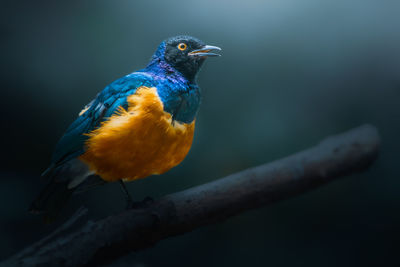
[{"left": 79, "top": 86, "right": 195, "bottom": 182}]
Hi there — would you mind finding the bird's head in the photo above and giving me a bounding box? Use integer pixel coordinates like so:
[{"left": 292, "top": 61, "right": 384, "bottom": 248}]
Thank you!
[{"left": 149, "top": 35, "right": 221, "bottom": 82}]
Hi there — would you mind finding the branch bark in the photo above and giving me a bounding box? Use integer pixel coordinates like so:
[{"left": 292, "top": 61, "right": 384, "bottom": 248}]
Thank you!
[{"left": 4, "top": 124, "right": 380, "bottom": 267}]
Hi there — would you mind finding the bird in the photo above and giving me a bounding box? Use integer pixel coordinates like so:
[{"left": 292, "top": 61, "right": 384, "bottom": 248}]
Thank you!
[{"left": 29, "top": 35, "right": 221, "bottom": 220}]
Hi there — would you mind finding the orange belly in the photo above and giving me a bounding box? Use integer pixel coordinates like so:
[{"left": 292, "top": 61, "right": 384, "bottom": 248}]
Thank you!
[{"left": 79, "top": 86, "right": 195, "bottom": 182}]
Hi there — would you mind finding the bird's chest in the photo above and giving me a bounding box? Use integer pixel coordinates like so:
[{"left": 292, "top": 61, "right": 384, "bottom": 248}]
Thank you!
[
  {"left": 80, "top": 86, "right": 195, "bottom": 182},
  {"left": 156, "top": 83, "right": 201, "bottom": 124}
]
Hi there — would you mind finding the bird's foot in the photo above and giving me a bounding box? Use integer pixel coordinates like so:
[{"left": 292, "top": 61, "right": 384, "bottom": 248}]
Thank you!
[{"left": 125, "top": 196, "right": 154, "bottom": 210}]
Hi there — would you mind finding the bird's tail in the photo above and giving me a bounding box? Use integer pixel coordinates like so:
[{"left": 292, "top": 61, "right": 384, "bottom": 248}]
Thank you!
[
  {"left": 29, "top": 159, "right": 93, "bottom": 222},
  {"left": 29, "top": 179, "right": 74, "bottom": 222}
]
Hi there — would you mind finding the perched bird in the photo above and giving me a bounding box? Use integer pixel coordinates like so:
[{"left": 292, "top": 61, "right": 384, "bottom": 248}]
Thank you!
[{"left": 30, "top": 35, "right": 221, "bottom": 220}]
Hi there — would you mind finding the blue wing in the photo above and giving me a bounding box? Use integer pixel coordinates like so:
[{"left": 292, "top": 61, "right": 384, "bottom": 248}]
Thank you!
[{"left": 51, "top": 72, "right": 155, "bottom": 166}]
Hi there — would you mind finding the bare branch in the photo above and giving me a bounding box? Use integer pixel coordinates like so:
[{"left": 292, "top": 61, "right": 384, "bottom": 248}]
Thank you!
[{"left": 3, "top": 124, "right": 380, "bottom": 267}]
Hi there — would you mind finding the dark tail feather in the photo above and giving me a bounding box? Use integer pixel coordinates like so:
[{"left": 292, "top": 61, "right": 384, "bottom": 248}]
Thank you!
[
  {"left": 30, "top": 160, "right": 94, "bottom": 222},
  {"left": 29, "top": 172, "right": 75, "bottom": 223}
]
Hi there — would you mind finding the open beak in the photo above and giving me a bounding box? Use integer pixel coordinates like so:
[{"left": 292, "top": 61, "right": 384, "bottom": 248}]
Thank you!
[{"left": 188, "top": 45, "right": 222, "bottom": 57}]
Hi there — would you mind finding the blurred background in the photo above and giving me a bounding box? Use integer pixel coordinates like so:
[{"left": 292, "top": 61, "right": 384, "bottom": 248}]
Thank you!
[{"left": 1, "top": 0, "right": 399, "bottom": 266}]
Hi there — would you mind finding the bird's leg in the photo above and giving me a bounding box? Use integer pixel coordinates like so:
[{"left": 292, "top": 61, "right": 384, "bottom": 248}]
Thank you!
[
  {"left": 118, "top": 180, "right": 134, "bottom": 209},
  {"left": 118, "top": 180, "right": 155, "bottom": 210}
]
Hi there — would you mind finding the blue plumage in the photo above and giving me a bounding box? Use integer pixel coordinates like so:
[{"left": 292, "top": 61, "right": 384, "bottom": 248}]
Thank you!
[{"left": 52, "top": 39, "right": 202, "bottom": 166}]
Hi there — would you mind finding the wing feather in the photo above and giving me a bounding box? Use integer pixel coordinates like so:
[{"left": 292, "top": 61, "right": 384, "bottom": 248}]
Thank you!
[{"left": 50, "top": 73, "right": 154, "bottom": 166}]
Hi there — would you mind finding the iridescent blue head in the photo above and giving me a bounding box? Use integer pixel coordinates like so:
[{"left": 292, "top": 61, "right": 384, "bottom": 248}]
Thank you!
[{"left": 147, "top": 35, "right": 221, "bottom": 83}]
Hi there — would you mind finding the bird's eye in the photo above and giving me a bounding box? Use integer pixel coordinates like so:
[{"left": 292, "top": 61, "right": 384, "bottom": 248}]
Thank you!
[{"left": 177, "top": 43, "right": 187, "bottom": 51}]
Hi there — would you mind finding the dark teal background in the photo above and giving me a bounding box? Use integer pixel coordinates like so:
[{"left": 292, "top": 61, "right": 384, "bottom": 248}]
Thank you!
[{"left": 1, "top": 0, "right": 399, "bottom": 266}]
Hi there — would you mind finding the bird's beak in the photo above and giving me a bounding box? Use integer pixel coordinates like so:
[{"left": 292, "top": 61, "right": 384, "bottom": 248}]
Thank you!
[{"left": 188, "top": 45, "right": 222, "bottom": 57}]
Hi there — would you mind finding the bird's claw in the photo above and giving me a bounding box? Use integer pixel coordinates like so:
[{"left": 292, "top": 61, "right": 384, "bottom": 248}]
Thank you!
[{"left": 125, "top": 196, "right": 154, "bottom": 210}]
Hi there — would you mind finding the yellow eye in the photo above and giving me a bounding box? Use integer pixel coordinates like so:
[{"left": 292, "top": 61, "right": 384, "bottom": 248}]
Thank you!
[{"left": 177, "top": 43, "right": 187, "bottom": 51}]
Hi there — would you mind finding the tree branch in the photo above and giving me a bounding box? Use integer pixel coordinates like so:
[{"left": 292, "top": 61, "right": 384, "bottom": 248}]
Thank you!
[{"left": 4, "top": 124, "right": 380, "bottom": 267}]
